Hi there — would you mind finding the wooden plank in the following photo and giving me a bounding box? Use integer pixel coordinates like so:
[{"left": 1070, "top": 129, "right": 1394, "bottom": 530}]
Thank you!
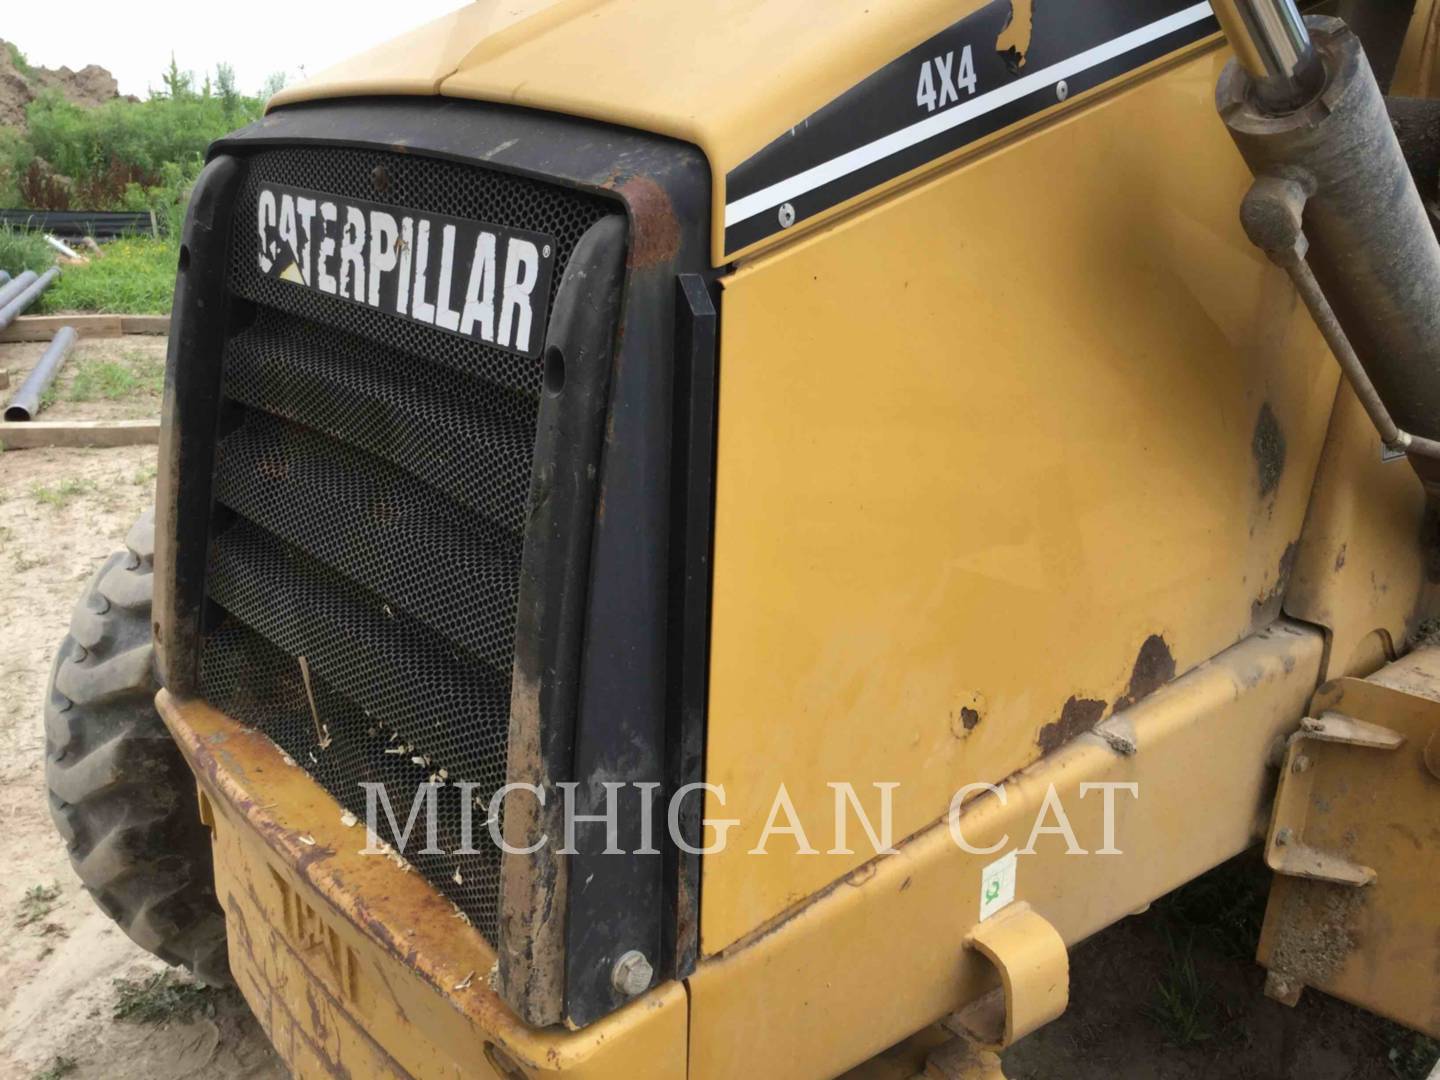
[
  {"left": 0, "top": 420, "right": 160, "bottom": 449},
  {"left": 0, "top": 313, "right": 170, "bottom": 343},
  {"left": 120, "top": 315, "right": 171, "bottom": 335},
  {"left": 0, "top": 314, "right": 123, "bottom": 343}
]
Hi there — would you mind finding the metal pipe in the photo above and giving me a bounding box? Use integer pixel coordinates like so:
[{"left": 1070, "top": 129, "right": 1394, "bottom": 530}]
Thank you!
[
  {"left": 0, "top": 269, "right": 38, "bottom": 311},
  {"left": 0, "top": 270, "right": 10, "bottom": 288},
  {"left": 0, "top": 266, "right": 59, "bottom": 332},
  {"left": 4, "top": 326, "right": 77, "bottom": 422},
  {"left": 1211, "top": 0, "right": 1326, "bottom": 111}
]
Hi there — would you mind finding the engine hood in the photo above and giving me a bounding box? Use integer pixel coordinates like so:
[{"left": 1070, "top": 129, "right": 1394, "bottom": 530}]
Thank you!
[{"left": 269, "top": 0, "right": 1222, "bottom": 263}]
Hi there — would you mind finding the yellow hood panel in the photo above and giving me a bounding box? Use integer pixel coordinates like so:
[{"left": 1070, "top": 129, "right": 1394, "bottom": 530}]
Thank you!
[{"left": 267, "top": 0, "right": 990, "bottom": 264}]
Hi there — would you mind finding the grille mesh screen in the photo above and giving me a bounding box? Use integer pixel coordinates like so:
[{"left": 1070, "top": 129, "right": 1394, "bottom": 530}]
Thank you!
[{"left": 198, "top": 145, "right": 614, "bottom": 941}]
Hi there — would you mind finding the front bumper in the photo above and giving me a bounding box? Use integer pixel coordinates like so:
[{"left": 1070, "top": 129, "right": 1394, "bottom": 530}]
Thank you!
[{"left": 156, "top": 691, "right": 687, "bottom": 1079}]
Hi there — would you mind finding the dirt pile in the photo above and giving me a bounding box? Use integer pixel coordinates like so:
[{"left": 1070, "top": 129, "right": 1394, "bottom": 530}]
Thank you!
[{"left": 1, "top": 39, "right": 123, "bottom": 129}]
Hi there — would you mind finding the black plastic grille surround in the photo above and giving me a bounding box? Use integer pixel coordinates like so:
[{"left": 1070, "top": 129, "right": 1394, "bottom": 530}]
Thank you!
[{"left": 198, "top": 145, "right": 613, "bottom": 941}]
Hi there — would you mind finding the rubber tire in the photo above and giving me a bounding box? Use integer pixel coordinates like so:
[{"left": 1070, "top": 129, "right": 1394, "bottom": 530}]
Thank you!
[{"left": 43, "top": 508, "right": 231, "bottom": 986}]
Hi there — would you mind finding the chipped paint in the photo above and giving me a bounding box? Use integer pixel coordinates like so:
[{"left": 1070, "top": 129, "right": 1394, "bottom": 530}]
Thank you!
[
  {"left": 1036, "top": 695, "right": 1105, "bottom": 755},
  {"left": 1112, "top": 634, "right": 1177, "bottom": 714},
  {"left": 995, "top": 0, "right": 1034, "bottom": 73}
]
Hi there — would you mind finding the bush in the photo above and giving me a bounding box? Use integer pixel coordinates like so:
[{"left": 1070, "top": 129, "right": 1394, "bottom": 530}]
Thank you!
[
  {"left": 0, "top": 58, "right": 266, "bottom": 219},
  {"left": 0, "top": 223, "right": 55, "bottom": 275}
]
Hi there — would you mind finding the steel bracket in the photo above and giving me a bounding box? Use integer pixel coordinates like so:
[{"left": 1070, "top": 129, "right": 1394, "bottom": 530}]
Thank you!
[
  {"left": 1264, "top": 710, "right": 1404, "bottom": 886},
  {"left": 948, "top": 902, "right": 1069, "bottom": 1052}
]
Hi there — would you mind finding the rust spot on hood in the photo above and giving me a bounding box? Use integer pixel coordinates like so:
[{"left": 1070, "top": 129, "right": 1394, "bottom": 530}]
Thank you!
[
  {"left": 1037, "top": 695, "right": 1105, "bottom": 755},
  {"left": 608, "top": 174, "right": 679, "bottom": 269}
]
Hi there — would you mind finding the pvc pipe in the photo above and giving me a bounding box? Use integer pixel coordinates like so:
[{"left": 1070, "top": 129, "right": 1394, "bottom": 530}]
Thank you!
[
  {"left": 5, "top": 326, "right": 78, "bottom": 421},
  {"left": 0, "top": 270, "right": 10, "bottom": 287},
  {"left": 0, "top": 266, "right": 59, "bottom": 332},
  {"left": 0, "top": 269, "right": 38, "bottom": 311}
]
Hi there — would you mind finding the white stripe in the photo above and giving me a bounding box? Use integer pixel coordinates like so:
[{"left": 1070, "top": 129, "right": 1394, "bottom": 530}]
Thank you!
[{"left": 724, "top": 2, "right": 1213, "bottom": 230}]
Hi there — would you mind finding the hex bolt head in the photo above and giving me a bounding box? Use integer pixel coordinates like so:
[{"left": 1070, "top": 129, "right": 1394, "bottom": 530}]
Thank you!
[
  {"left": 1275, "top": 827, "right": 1293, "bottom": 847},
  {"left": 611, "top": 950, "right": 653, "bottom": 997},
  {"left": 1292, "top": 754, "right": 1313, "bottom": 775}
]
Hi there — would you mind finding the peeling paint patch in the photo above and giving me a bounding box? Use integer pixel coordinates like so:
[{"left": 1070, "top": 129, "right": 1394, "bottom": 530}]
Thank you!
[
  {"left": 1112, "top": 634, "right": 1177, "bottom": 714},
  {"left": 960, "top": 707, "right": 982, "bottom": 731},
  {"left": 996, "top": 0, "right": 1034, "bottom": 74},
  {"left": 1252, "top": 540, "right": 1301, "bottom": 626},
  {"left": 1333, "top": 544, "right": 1347, "bottom": 573},
  {"left": 1253, "top": 403, "right": 1287, "bottom": 498},
  {"left": 1037, "top": 695, "right": 1105, "bottom": 754}
]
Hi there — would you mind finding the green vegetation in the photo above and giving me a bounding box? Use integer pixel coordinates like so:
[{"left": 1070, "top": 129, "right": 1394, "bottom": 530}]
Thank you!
[
  {"left": 112, "top": 971, "right": 220, "bottom": 1025},
  {"left": 32, "top": 1057, "right": 78, "bottom": 1080},
  {"left": 42, "top": 236, "right": 179, "bottom": 314},
  {"left": 15, "top": 882, "right": 61, "bottom": 927},
  {"left": 1, "top": 56, "right": 267, "bottom": 216},
  {"left": 1145, "top": 944, "right": 1215, "bottom": 1046},
  {"left": 30, "top": 477, "right": 94, "bottom": 508},
  {"left": 0, "top": 223, "right": 54, "bottom": 275},
  {"left": 6, "top": 43, "right": 34, "bottom": 79},
  {"left": 0, "top": 52, "right": 280, "bottom": 313},
  {"left": 67, "top": 349, "right": 166, "bottom": 400}
]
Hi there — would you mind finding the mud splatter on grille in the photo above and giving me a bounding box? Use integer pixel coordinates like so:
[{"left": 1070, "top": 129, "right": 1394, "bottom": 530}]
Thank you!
[{"left": 198, "top": 146, "right": 613, "bottom": 942}]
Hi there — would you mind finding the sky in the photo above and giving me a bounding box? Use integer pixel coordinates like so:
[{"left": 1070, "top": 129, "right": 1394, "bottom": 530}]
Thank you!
[{"left": 5, "top": 0, "right": 470, "bottom": 99}]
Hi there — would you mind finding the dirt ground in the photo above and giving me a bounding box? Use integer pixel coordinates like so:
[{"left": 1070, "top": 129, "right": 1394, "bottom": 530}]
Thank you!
[
  {"left": 0, "top": 337, "right": 1435, "bottom": 1080},
  {"left": 0, "top": 335, "right": 282, "bottom": 1079}
]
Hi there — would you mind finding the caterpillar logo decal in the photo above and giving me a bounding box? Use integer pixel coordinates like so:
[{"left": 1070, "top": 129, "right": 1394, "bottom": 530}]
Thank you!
[
  {"left": 724, "top": 0, "right": 1219, "bottom": 253},
  {"left": 256, "top": 182, "right": 557, "bottom": 358}
]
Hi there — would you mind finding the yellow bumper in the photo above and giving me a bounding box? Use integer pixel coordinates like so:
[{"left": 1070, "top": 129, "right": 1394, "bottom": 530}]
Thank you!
[{"left": 156, "top": 692, "right": 687, "bottom": 1080}]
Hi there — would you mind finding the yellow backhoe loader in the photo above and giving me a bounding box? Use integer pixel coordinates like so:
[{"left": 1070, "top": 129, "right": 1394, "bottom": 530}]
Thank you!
[{"left": 41, "top": 0, "right": 1440, "bottom": 1076}]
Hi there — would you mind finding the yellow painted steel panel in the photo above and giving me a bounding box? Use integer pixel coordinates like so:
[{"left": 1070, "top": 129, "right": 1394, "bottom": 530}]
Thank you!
[
  {"left": 688, "top": 624, "right": 1323, "bottom": 1079},
  {"left": 700, "top": 46, "right": 1339, "bottom": 953}
]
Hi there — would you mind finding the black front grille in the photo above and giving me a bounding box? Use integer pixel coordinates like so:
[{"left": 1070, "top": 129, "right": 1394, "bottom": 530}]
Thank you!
[{"left": 198, "top": 145, "right": 613, "bottom": 941}]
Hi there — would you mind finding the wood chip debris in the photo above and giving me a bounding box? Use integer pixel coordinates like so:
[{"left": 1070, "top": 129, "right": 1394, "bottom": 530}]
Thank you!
[
  {"left": 340, "top": 811, "right": 359, "bottom": 828},
  {"left": 453, "top": 971, "right": 475, "bottom": 991},
  {"left": 297, "top": 834, "right": 317, "bottom": 846}
]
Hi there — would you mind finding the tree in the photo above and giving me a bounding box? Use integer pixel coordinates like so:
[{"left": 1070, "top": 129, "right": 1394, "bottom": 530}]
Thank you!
[
  {"left": 216, "top": 63, "right": 240, "bottom": 120},
  {"left": 261, "top": 71, "right": 288, "bottom": 100},
  {"left": 161, "top": 54, "right": 193, "bottom": 100}
]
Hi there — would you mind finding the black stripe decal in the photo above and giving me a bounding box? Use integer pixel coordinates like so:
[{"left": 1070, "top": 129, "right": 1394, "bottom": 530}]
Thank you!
[{"left": 724, "top": 0, "right": 1217, "bottom": 253}]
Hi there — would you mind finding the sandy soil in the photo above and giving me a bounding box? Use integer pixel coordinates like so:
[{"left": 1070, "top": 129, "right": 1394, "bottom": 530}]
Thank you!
[{"left": 0, "top": 334, "right": 282, "bottom": 1079}]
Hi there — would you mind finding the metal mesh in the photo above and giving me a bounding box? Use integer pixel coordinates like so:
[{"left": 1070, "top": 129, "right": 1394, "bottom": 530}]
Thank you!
[{"left": 198, "top": 144, "right": 615, "bottom": 942}]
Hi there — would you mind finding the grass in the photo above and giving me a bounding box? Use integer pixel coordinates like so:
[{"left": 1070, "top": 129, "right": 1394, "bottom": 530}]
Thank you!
[
  {"left": 67, "top": 351, "right": 166, "bottom": 401},
  {"left": 112, "top": 970, "right": 219, "bottom": 1026},
  {"left": 32, "top": 1057, "right": 78, "bottom": 1080},
  {"left": 0, "top": 224, "right": 56, "bottom": 277},
  {"left": 30, "top": 477, "right": 94, "bottom": 508},
  {"left": 15, "top": 882, "right": 61, "bottom": 928},
  {"left": 37, "top": 236, "right": 180, "bottom": 315},
  {"left": 1146, "top": 944, "right": 1216, "bottom": 1046},
  {"left": 0, "top": 228, "right": 178, "bottom": 315}
]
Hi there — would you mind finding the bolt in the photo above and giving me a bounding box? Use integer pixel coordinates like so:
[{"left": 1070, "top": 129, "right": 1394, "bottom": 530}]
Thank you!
[
  {"left": 611, "top": 950, "right": 653, "bottom": 997},
  {"left": 1292, "top": 754, "right": 1313, "bottom": 774},
  {"left": 1275, "top": 827, "right": 1293, "bottom": 847},
  {"left": 778, "top": 203, "right": 797, "bottom": 229},
  {"left": 1056, "top": 80, "right": 1070, "bottom": 101}
]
